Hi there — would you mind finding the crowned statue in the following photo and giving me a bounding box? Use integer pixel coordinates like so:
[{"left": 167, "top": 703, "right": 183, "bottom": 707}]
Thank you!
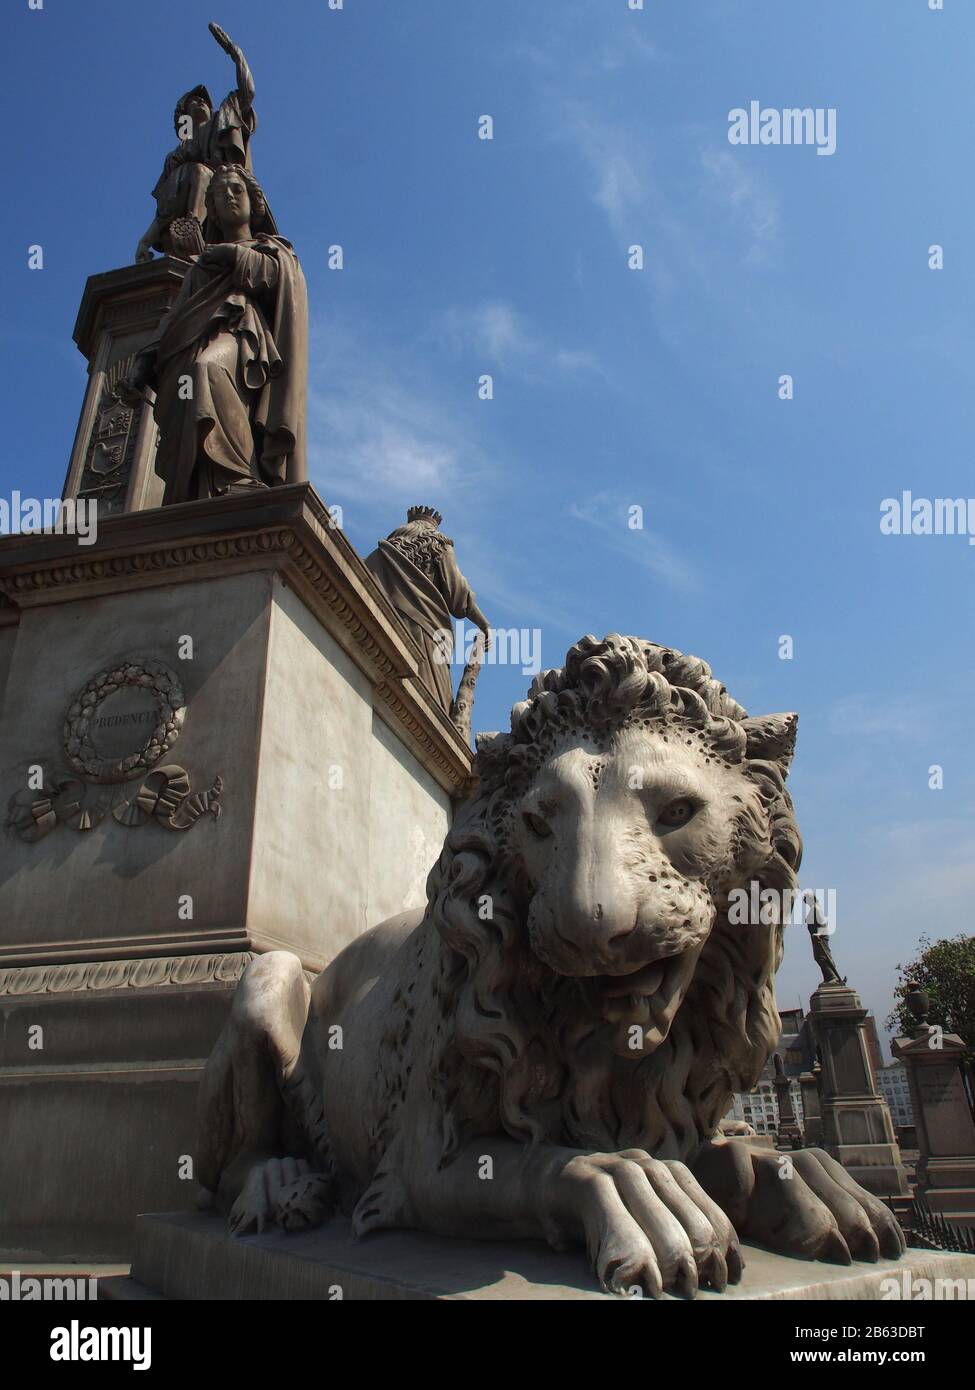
[{"left": 365, "top": 507, "right": 491, "bottom": 715}]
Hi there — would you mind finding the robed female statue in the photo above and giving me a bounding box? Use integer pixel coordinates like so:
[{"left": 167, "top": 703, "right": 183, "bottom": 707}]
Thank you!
[{"left": 122, "top": 164, "right": 307, "bottom": 504}]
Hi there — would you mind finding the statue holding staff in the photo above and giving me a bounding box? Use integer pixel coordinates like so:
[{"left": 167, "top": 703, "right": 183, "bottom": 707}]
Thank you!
[{"left": 365, "top": 507, "right": 492, "bottom": 715}]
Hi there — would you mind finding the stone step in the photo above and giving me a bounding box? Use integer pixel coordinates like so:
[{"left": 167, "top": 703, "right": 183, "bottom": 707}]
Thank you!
[{"left": 111, "top": 1210, "right": 975, "bottom": 1302}]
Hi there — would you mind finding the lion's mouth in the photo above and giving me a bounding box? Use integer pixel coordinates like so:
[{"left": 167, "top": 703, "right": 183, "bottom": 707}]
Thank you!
[{"left": 593, "top": 950, "right": 698, "bottom": 1035}]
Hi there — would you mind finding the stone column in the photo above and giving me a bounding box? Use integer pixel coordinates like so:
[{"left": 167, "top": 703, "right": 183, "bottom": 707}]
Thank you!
[
  {"left": 772, "top": 1054, "right": 803, "bottom": 1148},
  {"left": 893, "top": 1022, "right": 975, "bottom": 1229},
  {"left": 61, "top": 259, "right": 188, "bottom": 518},
  {"left": 799, "top": 1069, "right": 822, "bottom": 1146},
  {"left": 808, "top": 982, "right": 909, "bottom": 1197}
]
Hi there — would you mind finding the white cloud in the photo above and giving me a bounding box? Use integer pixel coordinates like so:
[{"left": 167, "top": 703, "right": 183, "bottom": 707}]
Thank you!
[
  {"left": 554, "top": 102, "right": 780, "bottom": 283},
  {"left": 698, "top": 145, "right": 780, "bottom": 266},
  {"left": 306, "top": 312, "right": 486, "bottom": 513},
  {"left": 568, "top": 491, "right": 699, "bottom": 592},
  {"left": 438, "top": 300, "right": 600, "bottom": 379}
]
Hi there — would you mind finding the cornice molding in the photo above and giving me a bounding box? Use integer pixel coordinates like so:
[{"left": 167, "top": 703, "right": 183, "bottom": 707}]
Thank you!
[
  {"left": 0, "top": 485, "right": 475, "bottom": 794},
  {"left": 0, "top": 950, "right": 255, "bottom": 997}
]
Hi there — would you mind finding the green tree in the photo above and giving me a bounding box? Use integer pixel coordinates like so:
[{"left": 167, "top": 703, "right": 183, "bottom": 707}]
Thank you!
[{"left": 887, "top": 934, "right": 975, "bottom": 1069}]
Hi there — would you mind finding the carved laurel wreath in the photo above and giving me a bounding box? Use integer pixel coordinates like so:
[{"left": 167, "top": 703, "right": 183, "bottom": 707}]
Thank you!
[{"left": 62, "top": 659, "right": 185, "bottom": 785}]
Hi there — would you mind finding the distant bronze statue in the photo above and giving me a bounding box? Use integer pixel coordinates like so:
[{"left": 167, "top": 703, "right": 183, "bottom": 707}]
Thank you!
[
  {"left": 135, "top": 22, "right": 275, "bottom": 263},
  {"left": 121, "top": 165, "right": 307, "bottom": 503},
  {"left": 364, "top": 507, "right": 491, "bottom": 716},
  {"left": 805, "top": 894, "right": 845, "bottom": 985}
]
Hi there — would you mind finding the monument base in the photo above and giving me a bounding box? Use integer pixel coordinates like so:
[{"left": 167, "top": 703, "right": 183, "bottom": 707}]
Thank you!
[
  {"left": 893, "top": 1027, "right": 975, "bottom": 1229},
  {"left": 100, "top": 1211, "right": 975, "bottom": 1302},
  {"left": 0, "top": 955, "right": 247, "bottom": 1262},
  {"left": 829, "top": 1142, "right": 914, "bottom": 1200},
  {"left": 920, "top": 1158, "right": 975, "bottom": 1227},
  {"left": 810, "top": 984, "right": 910, "bottom": 1198},
  {"left": 0, "top": 485, "right": 473, "bottom": 1263}
]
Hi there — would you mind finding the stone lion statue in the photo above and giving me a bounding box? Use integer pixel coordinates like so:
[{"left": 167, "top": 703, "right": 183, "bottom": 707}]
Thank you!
[{"left": 197, "top": 633, "right": 905, "bottom": 1296}]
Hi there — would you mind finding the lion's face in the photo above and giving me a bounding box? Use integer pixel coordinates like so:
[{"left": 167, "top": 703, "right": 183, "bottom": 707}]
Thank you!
[
  {"left": 432, "top": 635, "right": 799, "bottom": 1157},
  {"left": 506, "top": 721, "right": 770, "bottom": 1044}
]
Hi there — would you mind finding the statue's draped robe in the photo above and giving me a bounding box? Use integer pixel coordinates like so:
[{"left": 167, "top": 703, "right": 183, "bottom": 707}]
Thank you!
[
  {"left": 150, "top": 90, "right": 277, "bottom": 246},
  {"left": 364, "top": 533, "right": 480, "bottom": 712},
  {"left": 147, "top": 235, "right": 307, "bottom": 503}
]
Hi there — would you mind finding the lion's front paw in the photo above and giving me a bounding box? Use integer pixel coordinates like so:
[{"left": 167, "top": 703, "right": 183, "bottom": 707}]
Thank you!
[
  {"left": 694, "top": 1141, "right": 907, "bottom": 1264},
  {"left": 551, "top": 1150, "right": 743, "bottom": 1299},
  {"left": 274, "top": 1173, "right": 333, "bottom": 1232},
  {"left": 228, "top": 1157, "right": 331, "bottom": 1238}
]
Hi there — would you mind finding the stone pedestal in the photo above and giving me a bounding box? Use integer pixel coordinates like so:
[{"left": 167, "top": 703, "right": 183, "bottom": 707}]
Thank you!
[
  {"left": 62, "top": 260, "right": 188, "bottom": 517},
  {"left": 809, "top": 984, "right": 909, "bottom": 1198},
  {"left": 0, "top": 484, "right": 474, "bottom": 1260},
  {"left": 893, "top": 1028, "right": 975, "bottom": 1228},
  {"left": 100, "top": 1211, "right": 975, "bottom": 1302}
]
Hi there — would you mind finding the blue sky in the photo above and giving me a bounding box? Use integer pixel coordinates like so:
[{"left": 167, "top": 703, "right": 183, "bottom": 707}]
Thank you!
[{"left": 3, "top": 0, "right": 973, "bottom": 1051}]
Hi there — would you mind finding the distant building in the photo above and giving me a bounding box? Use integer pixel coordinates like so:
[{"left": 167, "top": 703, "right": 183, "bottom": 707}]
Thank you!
[
  {"left": 875, "top": 1062, "right": 914, "bottom": 1127},
  {"left": 726, "top": 1078, "right": 804, "bottom": 1136},
  {"left": 723, "top": 1007, "right": 811, "bottom": 1135},
  {"left": 724, "top": 1003, "right": 892, "bottom": 1138}
]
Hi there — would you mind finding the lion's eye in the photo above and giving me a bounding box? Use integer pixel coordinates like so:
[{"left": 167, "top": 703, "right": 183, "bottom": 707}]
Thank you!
[
  {"left": 657, "top": 798, "right": 696, "bottom": 829},
  {"left": 523, "top": 811, "right": 552, "bottom": 839}
]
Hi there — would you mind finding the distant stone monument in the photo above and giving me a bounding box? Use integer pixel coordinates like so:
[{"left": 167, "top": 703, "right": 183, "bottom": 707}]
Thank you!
[
  {"left": 893, "top": 987, "right": 975, "bottom": 1228},
  {"left": 799, "top": 1056, "right": 824, "bottom": 1147},
  {"left": 805, "top": 910, "right": 909, "bottom": 1199},
  {"left": 364, "top": 507, "right": 491, "bottom": 721},
  {"left": 773, "top": 1053, "right": 803, "bottom": 1148}
]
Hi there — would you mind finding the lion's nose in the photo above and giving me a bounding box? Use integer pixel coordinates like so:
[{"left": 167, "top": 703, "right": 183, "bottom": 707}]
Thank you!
[
  {"left": 592, "top": 900, "right": 640, "bottom": 943},
  {"left": 606, "top": 916, "right": 639, "bottom": 944}
]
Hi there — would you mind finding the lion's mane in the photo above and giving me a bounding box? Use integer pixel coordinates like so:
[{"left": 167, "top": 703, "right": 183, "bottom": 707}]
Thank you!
[{"left": 422, "top": 634, "right": 802, "bottom": 1168}]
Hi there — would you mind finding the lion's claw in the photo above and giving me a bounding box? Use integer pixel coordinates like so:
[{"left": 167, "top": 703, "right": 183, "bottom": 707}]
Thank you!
[
  {"left": 551, "top": 1150, "right": 741, "bottom": 1299},
  {"left": 228, "top": 1157, "right": 331, "bottom": 1238},
  {"left": 693, "top": 1140, "right": 907, "bottom": 1267}
]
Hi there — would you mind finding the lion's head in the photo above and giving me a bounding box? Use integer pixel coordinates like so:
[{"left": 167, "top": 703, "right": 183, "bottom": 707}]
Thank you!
[{"left": 427, "top": 634, "right": 802, "bottom": 1166}]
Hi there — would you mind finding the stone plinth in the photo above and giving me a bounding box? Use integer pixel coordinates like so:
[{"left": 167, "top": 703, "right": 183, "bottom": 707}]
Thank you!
[
  {"left": 893, "top": 1028, "right": 975, "bottom": 1228},
  {"left": 0, "top": 484, "right": 474, "bottom": 1260},
  {"left": 0, "top": 956, "right": 248, "bottom": 1261},
  {"left": 809, "top": 984, "right": 909, "bottom": 1198},
  {"left": 62, "top": 260, "right": 188, "bottom": 516},
  {"left": 100, "top": 1211, "right": 975, "bottom": 1302}
]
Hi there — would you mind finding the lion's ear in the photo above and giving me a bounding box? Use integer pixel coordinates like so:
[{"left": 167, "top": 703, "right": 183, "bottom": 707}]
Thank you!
[
  {"left": 741, "top": 713, "right": 798, "bottom": 774},
  {"left": 475, "top": 731, "right": 511, "bottom": 780}
]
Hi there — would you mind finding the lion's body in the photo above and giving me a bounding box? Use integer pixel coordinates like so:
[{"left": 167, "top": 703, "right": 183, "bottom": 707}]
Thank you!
[{"left": 197, "top": 636, "right": 906, "bottom": 1290}]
